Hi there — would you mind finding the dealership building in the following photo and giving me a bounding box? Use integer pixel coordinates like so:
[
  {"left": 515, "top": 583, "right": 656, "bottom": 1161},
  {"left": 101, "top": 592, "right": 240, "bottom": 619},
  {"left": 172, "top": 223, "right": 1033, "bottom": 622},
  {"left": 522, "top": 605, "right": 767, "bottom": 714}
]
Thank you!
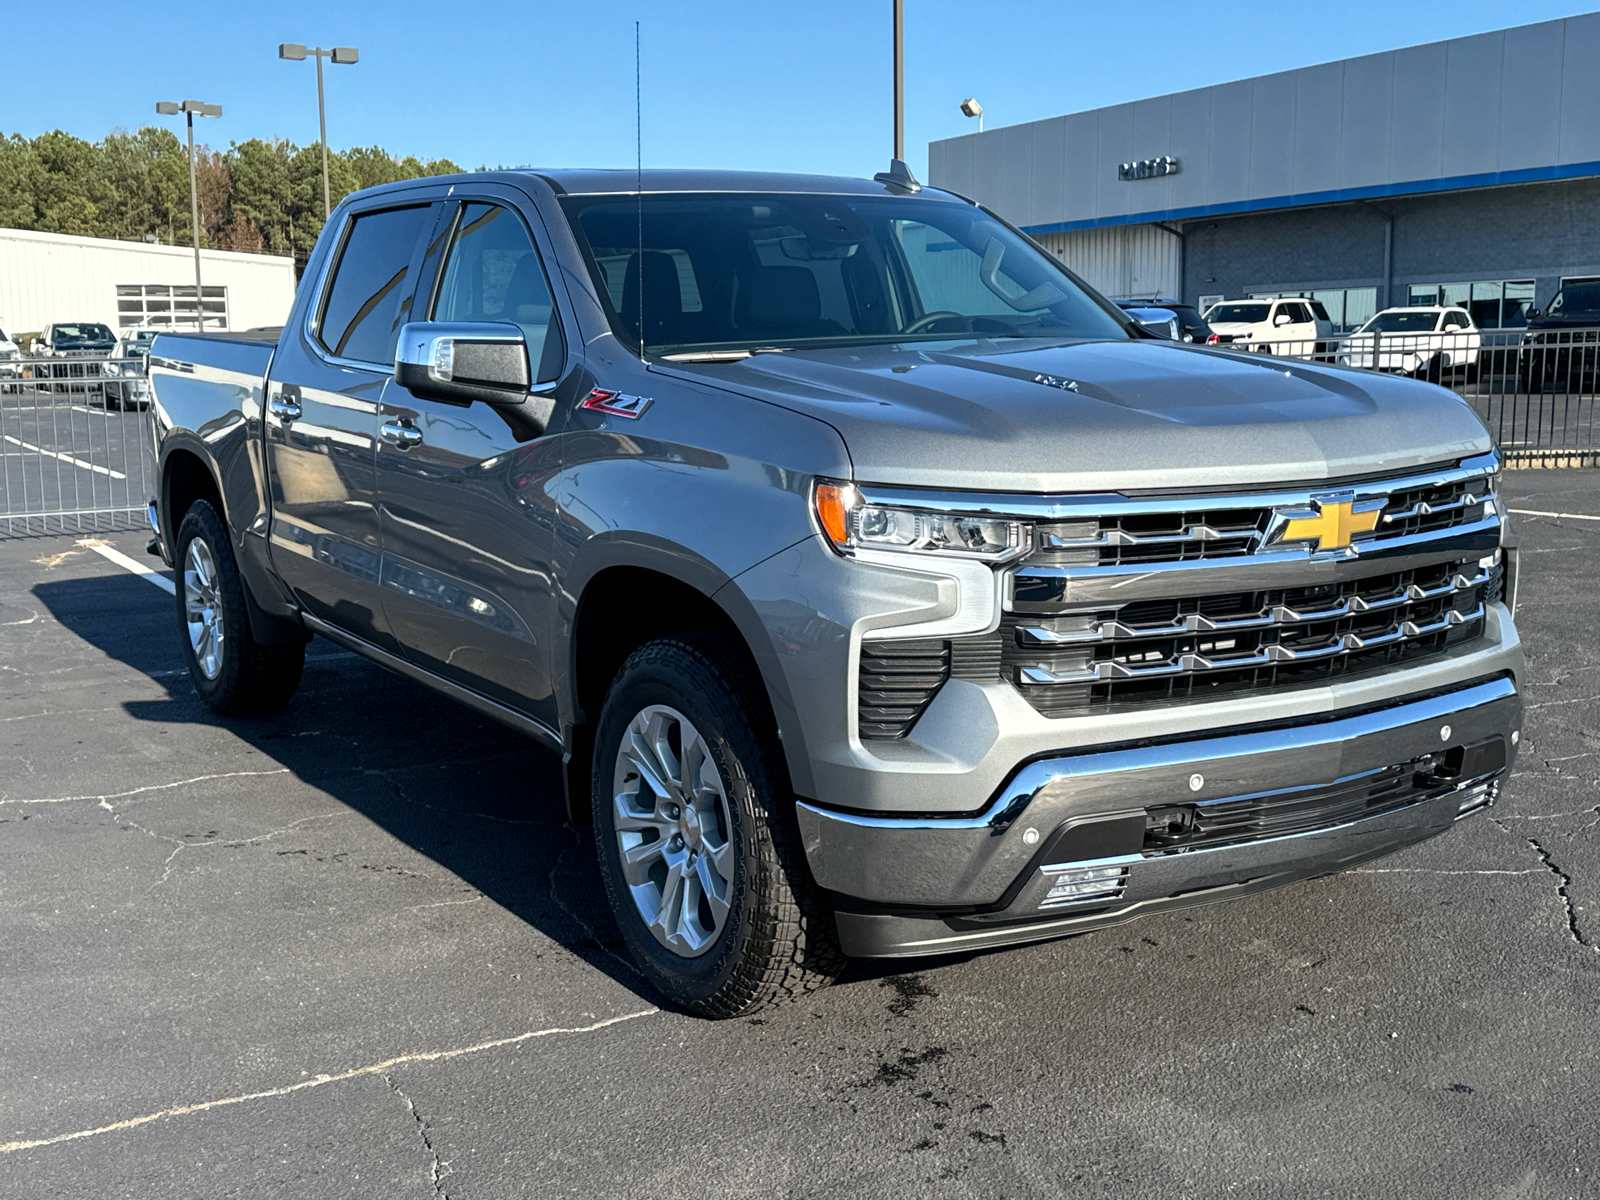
[
  {"left": 929, "top": 13, "right": 1600, "bottom": 331},
  {"left": 0, "top": 227, "right": 296, "bottom": 339}
]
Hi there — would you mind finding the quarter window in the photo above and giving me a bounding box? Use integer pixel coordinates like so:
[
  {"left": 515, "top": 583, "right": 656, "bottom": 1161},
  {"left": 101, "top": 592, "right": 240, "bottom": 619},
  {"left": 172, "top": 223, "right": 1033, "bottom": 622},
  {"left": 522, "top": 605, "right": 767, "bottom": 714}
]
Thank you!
[
  {"left": 318, "top": 205, "right": 431, "bottom": 365},
  {"left": 433, "top": 204, "right": 565, "bottom": 384}
]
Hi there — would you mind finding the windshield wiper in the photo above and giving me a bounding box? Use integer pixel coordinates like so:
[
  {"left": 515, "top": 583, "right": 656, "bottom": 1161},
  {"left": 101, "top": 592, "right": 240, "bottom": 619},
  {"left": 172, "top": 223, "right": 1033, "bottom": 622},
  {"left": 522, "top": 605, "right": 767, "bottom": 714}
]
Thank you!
[{"left": 659, "top": 347, "right": 789, "bottom": 363}]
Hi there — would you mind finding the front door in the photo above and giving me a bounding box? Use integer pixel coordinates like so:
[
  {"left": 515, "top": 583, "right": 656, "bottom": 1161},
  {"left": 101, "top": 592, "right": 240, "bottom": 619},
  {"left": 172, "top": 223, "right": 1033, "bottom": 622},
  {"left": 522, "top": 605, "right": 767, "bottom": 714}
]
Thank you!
[
  {"left": 376, "top": 195, "right": 572, "bottom": 727},
  {"left": 264, "top": 200, "right": 436, "bottom": 650}
]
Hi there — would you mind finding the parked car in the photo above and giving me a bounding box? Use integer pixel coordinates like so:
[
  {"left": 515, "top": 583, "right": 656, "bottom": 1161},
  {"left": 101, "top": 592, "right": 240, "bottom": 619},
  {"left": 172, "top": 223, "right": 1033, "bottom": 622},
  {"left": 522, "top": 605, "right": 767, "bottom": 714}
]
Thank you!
[
  {"left": 0, "top": 326, "right": 20, "bottom": 379},
  {"left": 103, "top": 328, "right": 160, "bottom": 409},
  {"left": 1518, "top": 281, "right": 1600, "bottom": 392},
  {"left": 1203, "top": 298, "right": 1334, "bottom": 358},
  {"left": 35, "top": 321, "right": 118, "bottom": 358},
  {"left": 147, "top": 168, "right": 1521, "bottom": 1018},
  {"left": 33, "top": 321, "right": 117, "bottom": 396},
  {"left": 1338, "top": 307, "right": 1481, "bottom": 380},
  {"left": 1116, "top": 299, "right": 1211, "bottom": 343}
]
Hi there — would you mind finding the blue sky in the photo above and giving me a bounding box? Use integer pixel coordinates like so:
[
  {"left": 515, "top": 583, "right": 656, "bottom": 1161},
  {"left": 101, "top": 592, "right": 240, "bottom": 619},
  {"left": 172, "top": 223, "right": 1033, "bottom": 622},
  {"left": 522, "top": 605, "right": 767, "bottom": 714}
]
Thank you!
[{"left": 4, "top": 1, "right": 1596, "bottom": 180}]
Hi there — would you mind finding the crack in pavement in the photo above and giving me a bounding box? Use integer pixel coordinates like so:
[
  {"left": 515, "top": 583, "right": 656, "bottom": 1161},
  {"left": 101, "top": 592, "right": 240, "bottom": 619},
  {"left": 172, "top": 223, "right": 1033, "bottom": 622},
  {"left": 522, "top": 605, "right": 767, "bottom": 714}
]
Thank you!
[
  {"left": 1491, "top": 817, "right": 1596, "bottom": 952},
  {"left": 384, "top": 1073, "right": 450, "bottom": 1198},
  {"left": 1, "top": 768, "right": 292, "bottom": 806},
  {"left": 93, "top": 795, "right": 354, "bottom": 900},
  {"left": 0, "top": 1009, "right": 660, "bottom": 1156}
]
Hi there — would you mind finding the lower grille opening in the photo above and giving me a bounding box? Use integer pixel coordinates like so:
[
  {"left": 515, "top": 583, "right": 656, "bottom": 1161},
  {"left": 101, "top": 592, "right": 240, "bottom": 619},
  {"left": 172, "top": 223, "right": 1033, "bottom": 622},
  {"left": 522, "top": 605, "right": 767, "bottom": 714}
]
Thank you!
[{"left": 1140, "top": 738, "right": 1507, "bottom": 855}]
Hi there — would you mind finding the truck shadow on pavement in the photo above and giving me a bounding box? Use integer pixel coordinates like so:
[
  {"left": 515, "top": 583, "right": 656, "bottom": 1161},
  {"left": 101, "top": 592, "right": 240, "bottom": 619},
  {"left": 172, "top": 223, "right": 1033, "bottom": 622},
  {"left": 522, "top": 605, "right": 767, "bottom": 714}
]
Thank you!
[{"left": 33, "top": 572, "right": 954, "bottom": 1009}]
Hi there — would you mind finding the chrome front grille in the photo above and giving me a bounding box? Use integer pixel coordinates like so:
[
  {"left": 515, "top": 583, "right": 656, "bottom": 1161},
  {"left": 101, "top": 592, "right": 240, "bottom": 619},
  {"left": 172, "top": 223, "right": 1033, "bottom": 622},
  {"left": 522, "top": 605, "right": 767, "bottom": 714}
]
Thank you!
[
  {"left": 999, "top": 557, "right": 1492, "bottom": 716},
  {"left": 851, "top": 453, "right": 1503, "bottom": 739},
  {"left": 1031, "top": 469, "right": 1493, "bottom": 569}
]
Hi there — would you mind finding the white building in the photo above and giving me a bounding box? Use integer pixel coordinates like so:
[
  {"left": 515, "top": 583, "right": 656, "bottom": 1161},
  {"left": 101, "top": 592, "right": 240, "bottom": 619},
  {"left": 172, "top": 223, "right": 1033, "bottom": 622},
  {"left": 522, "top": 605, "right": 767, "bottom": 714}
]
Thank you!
[{"left": 0, "top": 227, "right": 297, "bottom": 336}]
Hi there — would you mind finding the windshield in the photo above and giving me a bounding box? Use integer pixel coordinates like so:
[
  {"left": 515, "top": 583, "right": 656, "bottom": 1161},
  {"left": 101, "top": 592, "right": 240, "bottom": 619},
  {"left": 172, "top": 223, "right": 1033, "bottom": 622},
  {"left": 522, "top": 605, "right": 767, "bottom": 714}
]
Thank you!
[
  {"left": 51, "top": 324, "right": 114, "bottom": 344},
  {"left": 1548, "top": 283, "right": 1600, "bottom": 316},
  {"left": 129, "top": 330, "right": 158, "bottom": 346},
  {"left": 561, "top": 193, "right": 1128, "bottom": 353},
  {"left": 1359, "top": 311, "right": 1441, "bottom": 333},
  {"left": 1207, "top": 303, "right": 1270, "bottom": 324}
]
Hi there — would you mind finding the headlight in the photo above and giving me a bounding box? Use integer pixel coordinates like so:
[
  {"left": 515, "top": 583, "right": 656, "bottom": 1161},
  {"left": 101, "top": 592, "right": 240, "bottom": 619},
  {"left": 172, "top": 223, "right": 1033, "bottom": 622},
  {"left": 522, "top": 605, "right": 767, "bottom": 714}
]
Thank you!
[
  {"left": 814, "top": 482, "right": 1032, "bottom": 562},
  {"left": 1166, "top": 318, "right": 1179, "bottom": 340}
]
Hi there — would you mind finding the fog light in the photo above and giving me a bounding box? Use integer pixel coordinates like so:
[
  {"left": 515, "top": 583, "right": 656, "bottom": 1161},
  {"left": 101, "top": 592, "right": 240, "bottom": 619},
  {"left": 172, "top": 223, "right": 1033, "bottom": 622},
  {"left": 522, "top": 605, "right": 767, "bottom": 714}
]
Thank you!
[
  {"left": 1039, "top": 862, "right": 1131, "bottom": 909},
  {"left": 1454, "top": 781, "right": 1497, "bottom": 819}
]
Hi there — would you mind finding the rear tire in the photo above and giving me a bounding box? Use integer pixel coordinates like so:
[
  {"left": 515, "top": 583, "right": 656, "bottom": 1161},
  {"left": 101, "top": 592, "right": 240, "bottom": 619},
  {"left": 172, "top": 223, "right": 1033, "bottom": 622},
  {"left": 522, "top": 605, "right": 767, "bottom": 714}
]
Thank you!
[
  {"left": 173, "top": 500, "right": 304, "bottom": 716},
  {"left": 592, "top": 632, "right": 845, "bottom": 1018}
]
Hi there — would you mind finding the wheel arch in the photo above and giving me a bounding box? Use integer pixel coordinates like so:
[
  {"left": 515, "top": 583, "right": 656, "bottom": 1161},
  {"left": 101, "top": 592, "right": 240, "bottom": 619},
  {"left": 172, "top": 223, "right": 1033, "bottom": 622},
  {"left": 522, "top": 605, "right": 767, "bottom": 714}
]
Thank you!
[
  {"left": 160, "top": 439, "right": 308, "bottom": 648},
  {"left": 563, "top": 554, "right": 811, "bottom": 824},
  {"left": 159, "top": 441, "right": 226, "bottom": 554}
]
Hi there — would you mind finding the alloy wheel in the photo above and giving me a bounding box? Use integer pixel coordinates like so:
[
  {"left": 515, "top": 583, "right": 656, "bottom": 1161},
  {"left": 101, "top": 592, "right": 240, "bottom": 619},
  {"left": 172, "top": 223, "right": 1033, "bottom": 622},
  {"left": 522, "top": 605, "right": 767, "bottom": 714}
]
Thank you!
[
  {"left": 612, "top": 704, "right": 735, "bottom": 958},
  {"left": 183, "top": 536, "right": 225, "bottom": 680}
]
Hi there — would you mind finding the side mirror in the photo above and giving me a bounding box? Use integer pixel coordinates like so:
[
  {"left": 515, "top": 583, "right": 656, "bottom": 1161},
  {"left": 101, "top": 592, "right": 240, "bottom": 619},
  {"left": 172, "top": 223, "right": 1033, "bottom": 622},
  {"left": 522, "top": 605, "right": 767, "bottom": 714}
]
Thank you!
[
  {"left": 395, "top": 322, "right": 531, "bottom": 408},
  {"left": 1273, "top": 313, "right": 1293, "bottom": 326}
]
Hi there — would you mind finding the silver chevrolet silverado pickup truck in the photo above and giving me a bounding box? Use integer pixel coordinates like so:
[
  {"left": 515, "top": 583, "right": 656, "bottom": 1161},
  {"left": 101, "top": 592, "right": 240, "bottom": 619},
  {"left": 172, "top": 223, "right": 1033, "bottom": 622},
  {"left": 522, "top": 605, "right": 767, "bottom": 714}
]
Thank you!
[{"left": 146, "top": 169, "right": 1522, "bottom": 1017}]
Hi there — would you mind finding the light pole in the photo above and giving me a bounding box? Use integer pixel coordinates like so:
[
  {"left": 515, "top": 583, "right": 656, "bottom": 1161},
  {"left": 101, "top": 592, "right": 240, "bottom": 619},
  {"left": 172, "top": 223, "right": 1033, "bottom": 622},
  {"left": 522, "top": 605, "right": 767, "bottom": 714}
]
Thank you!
[
  {"left": 278, "top": 43, "right": 359, "bottom": 221},
  {"left": 155, "top": 99, "right": 222, "bottom": 329},
  {"left": 960, "top": 97, "right": 984, "bottom": 133}
]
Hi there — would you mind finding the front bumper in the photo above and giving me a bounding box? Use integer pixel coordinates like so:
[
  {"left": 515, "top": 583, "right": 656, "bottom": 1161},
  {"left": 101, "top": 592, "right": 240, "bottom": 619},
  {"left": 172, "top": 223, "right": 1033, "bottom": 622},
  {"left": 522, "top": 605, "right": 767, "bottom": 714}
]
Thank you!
[{"left": 799, "top": 675, "right": 1520, "bottom": 957}]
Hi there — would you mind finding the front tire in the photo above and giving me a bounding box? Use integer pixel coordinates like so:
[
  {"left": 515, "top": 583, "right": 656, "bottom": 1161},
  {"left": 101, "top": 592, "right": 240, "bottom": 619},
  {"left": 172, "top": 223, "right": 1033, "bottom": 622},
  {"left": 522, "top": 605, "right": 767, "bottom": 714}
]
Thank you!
[
  {"left": 592, "top": 633, "right": 844, "bottom": 1017},
  {"left": 173, "top": 500, "right": 304, "bottom": 715}
]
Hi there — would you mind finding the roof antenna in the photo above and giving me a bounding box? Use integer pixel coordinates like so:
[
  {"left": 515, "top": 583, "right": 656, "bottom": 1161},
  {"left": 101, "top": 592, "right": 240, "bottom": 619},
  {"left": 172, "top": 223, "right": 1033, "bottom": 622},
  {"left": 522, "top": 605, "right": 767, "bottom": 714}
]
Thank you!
[
  {"left": 636, "top": 20, "right": 646, "bottom": 357},
  {"left": 874, "top": 0, "right": 921, "bottom": 194}
]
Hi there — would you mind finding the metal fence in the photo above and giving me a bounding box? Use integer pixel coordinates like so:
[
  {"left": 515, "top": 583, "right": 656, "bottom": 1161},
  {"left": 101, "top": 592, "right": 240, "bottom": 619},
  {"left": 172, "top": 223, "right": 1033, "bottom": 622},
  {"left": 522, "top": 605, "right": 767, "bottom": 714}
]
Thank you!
[{"left": 0, "top": 355, "right": 156, "bottom": 538}]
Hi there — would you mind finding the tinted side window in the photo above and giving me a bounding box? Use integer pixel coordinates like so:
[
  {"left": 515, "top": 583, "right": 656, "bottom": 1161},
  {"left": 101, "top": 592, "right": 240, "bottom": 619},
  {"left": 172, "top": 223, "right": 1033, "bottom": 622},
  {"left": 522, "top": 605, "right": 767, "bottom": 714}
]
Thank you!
[
  {"left": 318, "top": 205, "right": 430, "bottom": 365},
  {"left": 433, "top": 203, "right": 565, "bottom": 383}
]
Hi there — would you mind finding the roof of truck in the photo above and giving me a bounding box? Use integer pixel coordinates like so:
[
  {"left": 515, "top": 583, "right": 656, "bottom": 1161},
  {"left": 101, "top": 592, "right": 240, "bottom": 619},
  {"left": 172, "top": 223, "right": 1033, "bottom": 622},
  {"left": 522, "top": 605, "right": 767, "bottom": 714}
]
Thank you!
[{"left": 352, "top": 168, "right": 966, "bottom": 202}]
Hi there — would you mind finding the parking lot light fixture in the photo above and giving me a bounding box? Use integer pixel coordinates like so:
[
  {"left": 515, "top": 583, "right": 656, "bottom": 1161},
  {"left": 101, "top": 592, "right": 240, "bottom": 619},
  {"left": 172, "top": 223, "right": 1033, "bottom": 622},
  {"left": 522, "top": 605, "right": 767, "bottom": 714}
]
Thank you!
[
  {"left": 279, "top": 42, "right": 361, "bottom": 221},
  {"left": 960, "top": 97, "right": 983, "bottom": 132},
  {"left": 155, "top": 98, "right": 222, "bottom": 330}
]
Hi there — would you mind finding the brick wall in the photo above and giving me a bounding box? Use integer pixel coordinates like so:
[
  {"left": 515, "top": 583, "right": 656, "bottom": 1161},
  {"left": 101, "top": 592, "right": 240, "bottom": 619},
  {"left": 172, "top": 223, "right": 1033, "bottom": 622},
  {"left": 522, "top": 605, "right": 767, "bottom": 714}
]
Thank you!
[{"left": 1180, "top": 176, "right": 1600, "bottom": 311}]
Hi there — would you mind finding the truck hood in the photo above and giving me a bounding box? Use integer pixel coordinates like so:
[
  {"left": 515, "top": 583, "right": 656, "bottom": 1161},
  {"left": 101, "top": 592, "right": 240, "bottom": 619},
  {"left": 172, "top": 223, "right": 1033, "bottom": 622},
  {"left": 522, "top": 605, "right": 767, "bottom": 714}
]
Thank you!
[{"left": 660, "top": 337, "right": 1493, "bottom": 492}]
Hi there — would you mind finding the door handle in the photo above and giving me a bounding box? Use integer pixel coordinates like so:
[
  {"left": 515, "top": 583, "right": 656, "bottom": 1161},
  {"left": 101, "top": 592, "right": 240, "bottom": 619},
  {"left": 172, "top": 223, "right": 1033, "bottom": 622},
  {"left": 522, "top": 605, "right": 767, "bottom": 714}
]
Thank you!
[
  {"left": 381, "top": 420, "right": 423, "bottom": 449},
  {"left": 268, "top": 394, "right": 301, "bottom": 422}
]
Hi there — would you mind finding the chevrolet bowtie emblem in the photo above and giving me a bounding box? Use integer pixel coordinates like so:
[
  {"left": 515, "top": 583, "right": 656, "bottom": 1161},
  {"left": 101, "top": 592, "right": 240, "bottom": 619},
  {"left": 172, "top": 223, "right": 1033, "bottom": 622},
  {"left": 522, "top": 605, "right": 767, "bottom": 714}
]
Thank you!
[{"left": 1266, "top": 492, "right": 1384, "bottom": 554}]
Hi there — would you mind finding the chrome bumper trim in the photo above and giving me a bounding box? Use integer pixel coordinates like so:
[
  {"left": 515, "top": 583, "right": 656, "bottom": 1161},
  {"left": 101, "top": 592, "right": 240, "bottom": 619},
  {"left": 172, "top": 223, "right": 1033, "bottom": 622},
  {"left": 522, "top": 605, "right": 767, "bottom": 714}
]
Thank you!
[
  {"left": 832, "top": 781, "right": 1496, "bottom": 958},
  {"left": 798, "top": 676, "right": 1520, "bottom": 915}
]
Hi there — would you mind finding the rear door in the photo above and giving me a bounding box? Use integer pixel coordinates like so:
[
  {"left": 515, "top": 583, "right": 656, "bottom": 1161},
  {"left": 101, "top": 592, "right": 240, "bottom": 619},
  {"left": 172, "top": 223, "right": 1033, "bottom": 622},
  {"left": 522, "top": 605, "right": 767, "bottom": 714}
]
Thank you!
[
  {"left": 374, "top": 186, "right": 575, "bottom": 727},
  {"left": 264, "top": 195, "right": 438, "bottom": 649}
]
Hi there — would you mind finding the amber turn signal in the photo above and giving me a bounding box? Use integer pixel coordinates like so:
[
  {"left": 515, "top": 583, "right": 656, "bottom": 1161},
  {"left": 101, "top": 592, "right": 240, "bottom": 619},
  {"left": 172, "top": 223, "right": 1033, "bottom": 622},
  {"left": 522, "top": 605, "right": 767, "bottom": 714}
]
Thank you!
[{"left": 813, "top": 482, "right": 855, "bottom": 548}]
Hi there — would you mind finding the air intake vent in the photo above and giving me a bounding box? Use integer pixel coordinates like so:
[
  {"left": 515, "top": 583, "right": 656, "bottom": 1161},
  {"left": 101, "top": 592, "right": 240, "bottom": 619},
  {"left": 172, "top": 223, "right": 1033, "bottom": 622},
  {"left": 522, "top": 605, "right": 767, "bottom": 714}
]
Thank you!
[{"left": 858, "top": 638, "right": 950, "bottom": 740}]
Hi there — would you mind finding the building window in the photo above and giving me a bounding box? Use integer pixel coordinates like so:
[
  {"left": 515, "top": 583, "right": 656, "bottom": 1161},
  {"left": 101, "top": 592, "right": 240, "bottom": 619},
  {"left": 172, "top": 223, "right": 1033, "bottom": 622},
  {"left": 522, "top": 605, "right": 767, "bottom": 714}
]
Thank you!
[
  {"left": 1404, "top": 280, "right": 1533, "bottom": 328},
  {"left": 1502, "top": 281, "right": 1535, "bottom": 328},
  {"left": 115, "top": 284, "right": 228, "bottom": 329}
]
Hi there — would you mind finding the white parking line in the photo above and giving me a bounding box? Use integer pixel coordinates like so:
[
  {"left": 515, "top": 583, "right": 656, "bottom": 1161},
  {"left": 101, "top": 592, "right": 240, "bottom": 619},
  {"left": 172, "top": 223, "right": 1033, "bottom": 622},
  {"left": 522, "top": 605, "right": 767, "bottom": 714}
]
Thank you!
[
  {"left": 79, "top": 540, "right": 175, "bottom": 595},
  {"left": 1508, "top": 507, "right": 1600, "bottom": 522},
  {"left": 1, "top": 434, "right": 126, "bottom": 479}
]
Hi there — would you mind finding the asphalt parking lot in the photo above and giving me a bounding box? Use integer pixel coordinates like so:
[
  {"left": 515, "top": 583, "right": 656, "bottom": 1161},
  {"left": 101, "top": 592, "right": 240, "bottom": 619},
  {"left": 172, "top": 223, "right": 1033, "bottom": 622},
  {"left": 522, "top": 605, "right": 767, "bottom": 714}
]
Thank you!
[{"left": 2, "top": 473, "right": 1598, "bottom": 1200}]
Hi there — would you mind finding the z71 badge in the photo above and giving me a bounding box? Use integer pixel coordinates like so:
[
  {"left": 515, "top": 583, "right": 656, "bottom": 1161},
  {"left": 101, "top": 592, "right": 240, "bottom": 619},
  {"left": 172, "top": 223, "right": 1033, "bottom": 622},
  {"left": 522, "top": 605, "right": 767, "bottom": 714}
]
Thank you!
[{"left": 581, "top": 388, "right": 653, "bottom": 419}]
